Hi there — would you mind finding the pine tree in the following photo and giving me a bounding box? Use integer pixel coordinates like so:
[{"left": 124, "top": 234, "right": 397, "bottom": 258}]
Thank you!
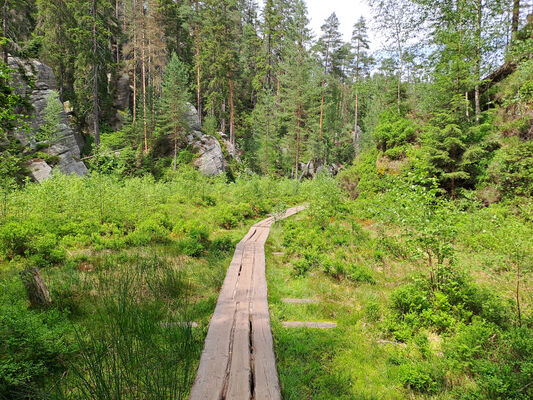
[
  {"left": 36, "top": 90, "right": 63, "bottom": 150},
  {"left": 317, "top": 13, "right": 343, "bottom": 144},
  {"left": 36, "top": 0, "right": 75, "bottom": 102},
  {"left": 351, "top": 16, "right": 372, "bottom": 151},
  {"left": 158, "top": 53, "right": 190, "bottom": 170},
  {"left": 279, "top": 0, "right": 315, "bottom": 177}
]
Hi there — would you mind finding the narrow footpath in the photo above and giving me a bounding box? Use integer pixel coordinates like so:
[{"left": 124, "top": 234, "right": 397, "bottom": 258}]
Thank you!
[{"left": 189, "top": 205, "right": 307, "bottom": 400}]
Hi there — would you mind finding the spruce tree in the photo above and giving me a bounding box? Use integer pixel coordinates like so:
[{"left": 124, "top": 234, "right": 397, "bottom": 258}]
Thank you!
[
  {"left": 158, "top": 53, "right": 190, "bottom": 170},
  {"left": 351, "top": 16, "right": 372, "bottom": 151}
]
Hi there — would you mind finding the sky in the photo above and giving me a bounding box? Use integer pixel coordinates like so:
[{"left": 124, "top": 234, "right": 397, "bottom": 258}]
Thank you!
[{"left": 304, "top": 0, "right": 372, "bottom": 44}]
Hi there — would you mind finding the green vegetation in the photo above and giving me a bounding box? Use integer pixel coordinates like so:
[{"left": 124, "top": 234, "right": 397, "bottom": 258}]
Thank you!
[
  {"left": 0, "top": 170, "right": 312, "bottom": 398},
  {"left": 267, "top": 170, "right": 532, "bottom": 399},
  {"left": 1, "top": 0, "right": 532, "bottom": 399}
]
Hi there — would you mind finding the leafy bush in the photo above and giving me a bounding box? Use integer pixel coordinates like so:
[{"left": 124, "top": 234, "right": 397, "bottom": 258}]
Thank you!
[
  {"left": 389, "top": 268, "right": 511, "bottom": 339},
  {"left": 373, "top": 112, "right": 417, "bottom": 158},
  {"left": 489, "top": 138, "right": 533, "bottom": 198},
  {"left": 398, "top": 361, "right": 443, "bottom": 394},
  {"left": 26, "top": 233, "right": 67, "bottom": 268},
  {"left": 0, "top": 221, "right": 32, "bottom": 259},
  {"left": 209, "top": 237, "right": 234, "bottom": 255},
  {"left": 0, "top": 296, "right": 74, "bottom": 396}
]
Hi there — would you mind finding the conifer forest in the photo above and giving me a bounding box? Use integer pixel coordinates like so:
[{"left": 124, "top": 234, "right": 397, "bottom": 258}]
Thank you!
[{"left": 0, "top": 0, "right": 532, "bottom": 399}]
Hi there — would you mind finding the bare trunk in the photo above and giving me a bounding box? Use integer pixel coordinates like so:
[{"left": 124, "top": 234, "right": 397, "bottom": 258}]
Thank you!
[
  {"left": 173, "top": 109, "right": 178, "bottom": 171},
  {"left": 196, "top": 0, "right": 201, "bottom": 123},
  {"left": 319, "top": 84, "right": 325, "bottom": 141},
  {"left": 132, "top": 0, "right": 137, "bottom": 133},
  {"left": 229, "top": 79, "right": 235, "bottom": 154},
  {"left": 465, "top": 91, "right": 470, "bottom": 118},
  {"left": 354, "top": 91, "right": 359, "bottom": 151},
  {"left": 59, "top": 63, "right": 64, "bottom": 103},
  {"left": 116, "top": 0, "right": 120, "bottom": 66},
  {"left": 475, "top": 0, "right": 481, "bottom": 124},
  {"left": 221, "top": 100, "right": 226, "bottom": 135},
  {"left": 295, "top": 104, "right": 302, "bottom": 178},
  {"left": 20, "top": 268, "right": 53, "bottom": 308},
  {"left": 2, "top": 0, "right": 7, "bottom": 64},
  {"left": 141, "top": 2, "right": 148, "bottom": 154},
  {"left": 92, "top": 0, "right": 100, "bottom": 148}
]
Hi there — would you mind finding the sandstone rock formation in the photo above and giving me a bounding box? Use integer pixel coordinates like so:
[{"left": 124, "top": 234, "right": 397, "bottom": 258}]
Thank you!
[
  {"left": 183, "top": 103, "right": 228, "bottom": 176},
  {"left": 8, "top": 56, "right": 87, "bottom": 181}
]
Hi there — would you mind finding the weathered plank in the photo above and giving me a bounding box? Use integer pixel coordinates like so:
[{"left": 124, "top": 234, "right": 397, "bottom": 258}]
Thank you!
[
  {"left": 189, "top": 205, "right": 306, "bottom": 400},
  {"left": 281, "top": 298, "right": 318, "bottom": 304},
  {"left": 282, "top": 321, "right": 337, "bottom": 329}
]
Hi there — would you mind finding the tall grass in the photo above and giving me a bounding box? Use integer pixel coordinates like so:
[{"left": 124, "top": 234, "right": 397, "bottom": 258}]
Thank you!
[{"left": 63, "top": 254, "right": 200, "bottom": 400}]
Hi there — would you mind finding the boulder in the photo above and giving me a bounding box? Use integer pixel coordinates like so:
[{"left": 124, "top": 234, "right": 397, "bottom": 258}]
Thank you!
[
  {"left": 8, "top": 56, "right": 87, "bottom": 179},
  {"left": 187, "top": 130, "right": 228, "bottom": 176},
  {"left": 28, "top": 161, "right": 52, "bottom": 183},
  {"left": 185, "top": 103, "right": 202, "bottom": 131}
]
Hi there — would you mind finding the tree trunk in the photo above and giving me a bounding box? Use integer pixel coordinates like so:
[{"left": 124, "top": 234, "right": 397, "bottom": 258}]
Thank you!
[
  {"left": 474, "top": 0, "right": 482, "bottom": 124},
  {"left": 141, "top": 1, "right": 148, "bottom": 154},
  {"left": 132, "top": 0, "right": 137, "bottom": 134},
  {"left": 229, "top": 79, "right": 235, "bottom": 154},
  {"left": 196, "top": 36, "right": 201, "bottom": 120},
  {"left": 354, "top": 90, "right": 359, "bottom": 152},
  {"left": 92, "top": 0, "right": 100, "bottom": 148},
  {"left": 319, "top": 84, "right": 325, "bottom": 141},
  {"left": 2, "top": 0, "right": 7, "bottom": 64},
  {"left": 20, "top": 268, "right": 53, "bottom": 308},
  {"left": 221, "top": 99, "right": 226, "bottom": 135},
  {"left": 59, "top": 63, "right": 64, "bottom": 103},
  {"left": 512, "top": 0, "right": 520, "bottom": 34},
  {"left": 265, "top": 106, "right": 270, "bottom": 173},
  {"left": 116, "top": 0, "right": 120, "bottom": 66},
  {"left": 295, "top": 103, "right": 301, "bottom": 178}
]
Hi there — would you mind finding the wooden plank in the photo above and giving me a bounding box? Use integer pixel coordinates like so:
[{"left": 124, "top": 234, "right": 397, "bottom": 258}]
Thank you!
[
  {"left": 281, "top": 298, "right": 318, "bottom": 304},
  {"left": 226, "top": 301, "right": 252, "bottom": 399},
  {"left": 250, "top": 240, "right": 281, "bottom": 400},
  {"left": 282, "top": 321, "right": 337, "bottom": 329},
  {"left": 189, "top": 300, "right": 236, "bottom": 400},
  {"left": 189, "top": 205, "right": 307, "bottom": 400}
]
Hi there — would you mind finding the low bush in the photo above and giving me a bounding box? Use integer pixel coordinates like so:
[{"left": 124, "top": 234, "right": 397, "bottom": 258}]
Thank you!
[{"left": 0, "top": 289, "right": 74, "bottom": 397}]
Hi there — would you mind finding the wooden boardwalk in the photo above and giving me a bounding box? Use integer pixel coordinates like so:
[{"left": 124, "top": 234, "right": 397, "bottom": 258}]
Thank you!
[{"left": 189, "top": 205, "right": 307, "bottom": 400}]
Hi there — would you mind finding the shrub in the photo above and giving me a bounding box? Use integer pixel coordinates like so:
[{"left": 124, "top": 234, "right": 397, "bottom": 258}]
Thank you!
[
  {"left": 127, "top": 218, "right": 171, "bottom": 246},
  {"left": 373, "top": 112, "right": 417, "bottom": 155},
  {"left": 209, "top": 237, "right": 234, "bottom": 255},
  {"left": 398, "top": 362, "right": 443, "bottom": 394},
  {"left": 26, "top": 233, "right": 67, "bottom": 268},
  {"left": 0, "top": 222, "right": 32, "bottom": 260},
  {"left": 489, "top": 138, "right": 533, "bottom": 198},
  {"left": 0, "top": 301, "right": 74, "bottom": 395}
]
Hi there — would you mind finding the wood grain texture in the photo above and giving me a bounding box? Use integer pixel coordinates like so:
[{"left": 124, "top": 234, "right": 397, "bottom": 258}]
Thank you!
[{"left": 189, "top": 205, "right": 306, "bottom": 400}]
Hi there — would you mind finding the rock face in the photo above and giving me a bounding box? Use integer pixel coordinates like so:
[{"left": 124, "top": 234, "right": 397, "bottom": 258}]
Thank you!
[
  {"left": 28, "top": 161, "right": 52, "bottom": 183},
  {"left": 110, "top": 73, "right": 131, "bottom": 130},
  {"left": 8, "top": 56, "right": 87, "bottom": 180},
  {"left": 183, "top": 104, "right": 228, "bottom": 176},
  {"left": 189, "top": 131, "right": 228, "bottom": 176},
  {"left": 297, "top": 160, "right": 344, "bottom": 179}
]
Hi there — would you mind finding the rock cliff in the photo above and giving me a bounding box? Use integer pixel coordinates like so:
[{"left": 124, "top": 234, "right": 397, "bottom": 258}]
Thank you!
[
  {"left": 183, "top": 103, "right": 228, "bottom": 176},
  {"left": 8, "top": 56, "right": 87, "bottom": 182}
]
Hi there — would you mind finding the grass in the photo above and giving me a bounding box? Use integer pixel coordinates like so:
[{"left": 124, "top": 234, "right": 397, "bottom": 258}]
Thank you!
[
  {"left": 266, "top": 202, "right": 533, "bottom": 400},
  {"left": 0, "top": 170, "right": 315, "bottom": 398}
]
